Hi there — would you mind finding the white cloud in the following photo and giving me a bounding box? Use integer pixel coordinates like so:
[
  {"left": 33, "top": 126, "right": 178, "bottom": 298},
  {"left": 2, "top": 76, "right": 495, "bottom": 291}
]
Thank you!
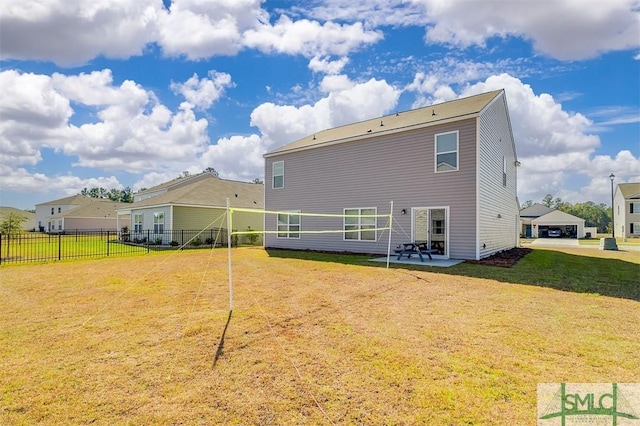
[
  {"left": 198, "top": 134, "right": 265, "bottom": 181},
  {"left": 0, "top": 163, "right": 123, "bottom": 197},
  {"left": 170, "top": 71, "right": 234, "bottom": 109},
  {"left": 415, "top": 0, "right": 640, "bottom": 60},
  {"left": 157, "top": 0, "right": 266, "bottom": 59},
  {"left": 0, "top": 0, "right": 160, "bottom": 66},
  {"left": 308, "top": 56, "right": 349, "bottom": 75},
  {"left": 250, "top": 75, "right": 401, "bottom": 148},
  {"left": 0, "top": 69, "right": 211, "bottom": 176},
  {"left": 242, "top": 15, "right": 382, "bottom": 57}
]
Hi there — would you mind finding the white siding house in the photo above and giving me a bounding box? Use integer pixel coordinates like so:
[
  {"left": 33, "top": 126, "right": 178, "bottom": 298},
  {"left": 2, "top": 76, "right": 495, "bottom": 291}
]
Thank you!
[
  {"left": 613, "top": 182, "right": 640, "bottom": 238},
  {"left": 263, "top": 90, "right": 519, "bottom": 260}
]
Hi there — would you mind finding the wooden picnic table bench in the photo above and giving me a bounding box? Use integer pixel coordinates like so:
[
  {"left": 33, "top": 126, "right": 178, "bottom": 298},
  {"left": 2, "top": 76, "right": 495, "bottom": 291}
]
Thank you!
[{"left": 394, "top": 242, "right": 438, "bottom": 261}]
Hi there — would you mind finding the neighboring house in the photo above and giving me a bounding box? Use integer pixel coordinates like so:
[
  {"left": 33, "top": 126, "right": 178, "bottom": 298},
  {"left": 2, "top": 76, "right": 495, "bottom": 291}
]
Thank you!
[
  {"left": 613, "top": 182, "right": 640, "bottom": 238},
  {"left": 117, "top": 172, "right": 264, "bottom": 245},
  {"left": 263, "top": 90, "right": 519, "bottom": 260},
  {"left": 519, "top": 203, "right": 554, "bottom": 237},
  {"left": 0, "top": 207, "right": 36, "bottom": 231},
  {"left": 519, "top": 203, "right": 594, "bottom": 238},
  {"left": 35, "top": 195, "right": 127, "bottom": 232}
]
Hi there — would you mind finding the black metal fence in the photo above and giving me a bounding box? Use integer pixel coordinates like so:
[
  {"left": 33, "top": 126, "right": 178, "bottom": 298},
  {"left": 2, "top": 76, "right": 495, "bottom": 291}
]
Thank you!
[{"left": 0, "top": 228, "right": 230, "bottom": 265}]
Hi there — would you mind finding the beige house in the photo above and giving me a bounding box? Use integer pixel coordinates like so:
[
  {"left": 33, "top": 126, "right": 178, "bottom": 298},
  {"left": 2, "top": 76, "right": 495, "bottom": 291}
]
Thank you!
[
  {"left": 35, "top": 195, "right": 127, "bottom": 232},
  {"left": 117, "top": 172, "right": 264, "bottom": 245},
  {"left": 613, "top": 182, "right": 640, "bottom": 238},
  {"left": 264, "top": 90, "right": 520, "bottom": 260}
]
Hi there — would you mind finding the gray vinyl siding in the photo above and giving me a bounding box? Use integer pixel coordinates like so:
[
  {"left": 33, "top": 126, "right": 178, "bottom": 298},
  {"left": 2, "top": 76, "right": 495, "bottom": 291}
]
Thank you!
[
  {"left": 477, "top": 94, "right": 519, "bottom": 258},
  {"left": 265, "top": 118, "right": 478, "bottom": 259}
]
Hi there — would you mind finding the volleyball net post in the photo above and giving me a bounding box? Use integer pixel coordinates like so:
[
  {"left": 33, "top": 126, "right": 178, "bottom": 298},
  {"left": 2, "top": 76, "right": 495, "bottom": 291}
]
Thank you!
[{"left": 225, "top": 201, "right": 395, "bottom": 311}]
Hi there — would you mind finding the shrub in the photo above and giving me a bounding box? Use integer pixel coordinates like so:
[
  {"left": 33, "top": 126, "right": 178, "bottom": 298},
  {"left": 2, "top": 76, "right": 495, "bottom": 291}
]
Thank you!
[
  {"left": 245, "top": 226, "right": 259, "bottom": 245},
  {"left": 191, "top": 237, "right": 202, "bottom": 246}
]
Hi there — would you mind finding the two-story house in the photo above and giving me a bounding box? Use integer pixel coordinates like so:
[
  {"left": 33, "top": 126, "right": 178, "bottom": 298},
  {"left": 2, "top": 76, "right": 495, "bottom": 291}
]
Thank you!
[
  {"left": 263, "top": 90, "right": 519, "bottom": 260},
  {"left": 35, "top": 195, "right": 126, "bottom": 232},
  {"left": 613, "top": 182, "right": 640, "bottom": 238}
]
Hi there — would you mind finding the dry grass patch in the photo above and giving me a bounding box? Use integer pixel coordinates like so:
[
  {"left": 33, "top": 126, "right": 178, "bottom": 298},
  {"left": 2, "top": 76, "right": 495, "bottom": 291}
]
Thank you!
[{"left": 1, "top": 247, "right": 639, "bottom": 424}]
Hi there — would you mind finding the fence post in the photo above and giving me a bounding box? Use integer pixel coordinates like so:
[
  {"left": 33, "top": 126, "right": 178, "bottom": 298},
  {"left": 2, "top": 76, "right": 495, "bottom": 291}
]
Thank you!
[
  {"left": 0, "top": 233, "right": 2, "bottom": 265},
  {"left": 107, "top": 230, "right": 110, "bottom": 257},
  {"left": 58, "top": 233, "right": 62, "bottom": 260},
  {"left": 147, "top": 230, "right": 150, "bottom": 253}
]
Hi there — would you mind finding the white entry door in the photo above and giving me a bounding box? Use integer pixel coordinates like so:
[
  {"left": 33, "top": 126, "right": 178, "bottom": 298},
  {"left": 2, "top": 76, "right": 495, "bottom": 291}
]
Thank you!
[{"left": 412, "top": 207, "right": 449, "bottom": 258}]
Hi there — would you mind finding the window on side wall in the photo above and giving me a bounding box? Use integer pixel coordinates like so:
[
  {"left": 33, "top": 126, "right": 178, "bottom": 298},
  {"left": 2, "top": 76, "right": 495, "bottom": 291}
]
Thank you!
[
  {"left": 344, "top": 208, "right": 376, "bottom": 241},
  {"left": 631, "top": 223, "right": 640, "bottom": 235},
  {"left": 277, "top": 211, "right": 300, "bottom": 238},
  {"left": 134, "top": 214, "right": 143, "bottom": 232},
  {"left": 503, "top": 156, "right": 507, "bottom": 187},
  {"left": 273, "top": 161, "right": 284, "bottom": 189},
  {"left": 435, "top": 131, "right": 459, "bottom": 173},
  {"left": 153, "top": 212, "right": 164, "bottom": 234}
]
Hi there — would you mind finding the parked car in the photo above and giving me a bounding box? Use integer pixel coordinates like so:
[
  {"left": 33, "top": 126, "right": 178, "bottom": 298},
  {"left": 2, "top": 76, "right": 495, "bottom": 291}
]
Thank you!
[{"left": 547, "top": 228, "right": 562, "bottom": 238}]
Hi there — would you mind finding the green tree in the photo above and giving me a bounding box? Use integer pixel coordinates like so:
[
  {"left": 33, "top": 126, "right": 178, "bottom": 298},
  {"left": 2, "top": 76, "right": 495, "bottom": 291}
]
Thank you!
[
  {"left": 252, "top": 178, "right": 264, "bottom": 184},
  {"left": 0, "top": 212, "right": 27, "bottom": 235}
]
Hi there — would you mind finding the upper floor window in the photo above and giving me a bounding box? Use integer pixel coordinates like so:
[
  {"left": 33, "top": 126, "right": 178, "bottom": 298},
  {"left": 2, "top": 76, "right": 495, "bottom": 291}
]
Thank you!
[
  {"left": 51, "top": 207, "right": 54, "bottom": 215},
  {"left": 153, "top": 212, "right": 164, "bottom": 234},
  {"left": 273, "top": 161, "right": 284, "bottom": 189},
  {"left": 277, "top": 211, "right": 300, "bottom": 238},
  {"left": 435, "top": 131, "right": 458, "bottom": 173},
  {"left": 344, "top": 208, "right": 376, "bottom": 241},
  {"left": 631, "top": 202, "right": 640, "bottom": 214},
  {"left": 58, "top": 207, "right": 61, "bottom": 213}
]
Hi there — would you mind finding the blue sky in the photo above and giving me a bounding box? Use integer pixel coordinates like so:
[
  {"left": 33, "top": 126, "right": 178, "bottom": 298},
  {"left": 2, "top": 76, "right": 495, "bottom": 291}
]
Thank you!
[{"left": 1, "top": 0, "right": 638, "bottom": 210}]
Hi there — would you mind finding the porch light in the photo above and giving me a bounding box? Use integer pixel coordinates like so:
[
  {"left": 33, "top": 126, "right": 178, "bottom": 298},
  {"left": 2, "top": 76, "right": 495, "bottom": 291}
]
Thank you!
[{"left": 401, "top": 209, "right": 407, "bottom": 215}]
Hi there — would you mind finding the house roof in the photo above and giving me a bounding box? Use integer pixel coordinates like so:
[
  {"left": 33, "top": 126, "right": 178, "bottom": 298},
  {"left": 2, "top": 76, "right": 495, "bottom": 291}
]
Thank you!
[
  {"left": 50, "top": 200, "right": 130, "bottom": 219},
  {"left": 265, "top": 89, "right": 504, "bottom": 156},
  {"left": 135, "top": 172, "right": 213, "bottom": 196},
  {"left": 0, "top": 206, "right": 36, "bottom": 230},
  {"left": 35, "top": 194, "right": 95, "bottom": 207},
  {"left": 617, "top": 182, "right": 640, "bottom": 199},
  {"left": 126, "top": 174, "right": 264, "bottom": 210},
  {"left": 532, "top": 210, "right": 585, "bottom": 225},
  {"left": 520, "top": 203, "right": 554, "bottom": 218}
]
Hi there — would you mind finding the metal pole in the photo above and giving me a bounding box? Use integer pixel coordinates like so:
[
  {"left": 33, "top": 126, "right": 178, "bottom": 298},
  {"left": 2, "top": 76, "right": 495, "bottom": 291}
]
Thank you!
[
  {"left": 610, "top": 175, "right": 615, "bottom": 239},
  {"left": 227, "top": 197, "right": 233, "bottom": 311},
  {"left": 386, "top": 201, "right": 394, "bottom": 269}
]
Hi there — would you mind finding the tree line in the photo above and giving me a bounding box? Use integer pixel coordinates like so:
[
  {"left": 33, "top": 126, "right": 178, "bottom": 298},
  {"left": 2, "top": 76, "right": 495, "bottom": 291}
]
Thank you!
[{"left": 521, "top": 194, "right": 611, "bottom": 233}]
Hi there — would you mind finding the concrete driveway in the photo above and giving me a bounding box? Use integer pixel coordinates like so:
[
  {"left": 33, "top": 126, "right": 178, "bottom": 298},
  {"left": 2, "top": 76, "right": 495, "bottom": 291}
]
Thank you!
[{"left": 530, "top": 238, "right": 580, "bottom": 247}]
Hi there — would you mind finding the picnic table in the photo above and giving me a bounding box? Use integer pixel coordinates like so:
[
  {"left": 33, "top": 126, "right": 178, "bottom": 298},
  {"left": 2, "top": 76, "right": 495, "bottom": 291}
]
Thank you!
[{"left": 394, "top": 242, "right": 437, "bottom": 261}]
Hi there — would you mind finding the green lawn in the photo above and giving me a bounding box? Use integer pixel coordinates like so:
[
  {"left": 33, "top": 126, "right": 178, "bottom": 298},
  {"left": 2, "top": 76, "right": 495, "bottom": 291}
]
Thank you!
[{"left": 268, "top": 247, "right": 640, "bottom": 301}]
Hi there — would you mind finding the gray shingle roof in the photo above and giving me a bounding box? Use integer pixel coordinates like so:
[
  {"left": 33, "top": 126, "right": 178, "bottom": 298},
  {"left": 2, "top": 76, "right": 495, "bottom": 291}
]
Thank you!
[
  {"left": 265, "top": 90, "right": 504, "bottom": 156},
  {"left": 618, "top": 182, "right": 640, "bottom": 199},
  {"left": 127, "top": 174, "right": 264, "bottom": 209}
]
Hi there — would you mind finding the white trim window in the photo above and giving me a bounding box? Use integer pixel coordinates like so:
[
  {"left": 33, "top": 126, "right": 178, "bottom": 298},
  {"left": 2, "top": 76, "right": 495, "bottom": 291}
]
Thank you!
[
  {"left": 631, "top": 202, "right": 640, "bottom": 214},
  {"left": 344, "top": 208, "right": 376, "bottom": 241},
  {"left": 631, "top": 223, "right": 640, "bottom": 235},
  {"left": 273, "top": 161, "right": 284, "bottom": 189},
  {"left": 502, "top": 156, "right": 507, "bottom": 187},
  {"left": 277, "top": 211, "right": 300, "bottom": 238},
  {"left": 153, "top": 212, "right": 164, "bottom": 234},
  {"left": 133, "top": 213, "right": 143, "bottom": 232},
  {"left": 435, "top": 131, "right": 459, "bottom": 173}
]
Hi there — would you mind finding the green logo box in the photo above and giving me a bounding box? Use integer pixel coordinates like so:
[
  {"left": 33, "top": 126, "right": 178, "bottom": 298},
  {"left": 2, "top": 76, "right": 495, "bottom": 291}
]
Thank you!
[{"left": 538, "top": 383, "right": 640, "bottom": 425}]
